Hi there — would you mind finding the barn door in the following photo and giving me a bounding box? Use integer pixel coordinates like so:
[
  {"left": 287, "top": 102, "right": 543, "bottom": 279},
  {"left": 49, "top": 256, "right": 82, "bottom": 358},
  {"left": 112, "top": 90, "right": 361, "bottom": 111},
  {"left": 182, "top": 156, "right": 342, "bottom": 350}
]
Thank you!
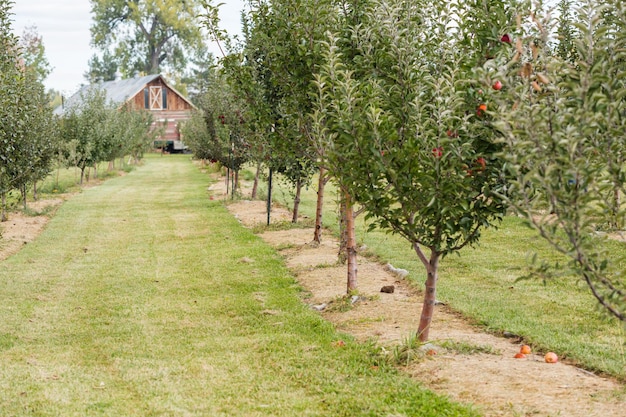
[{"left": 149, "top": 86, "right": 163, "bottom": 110}]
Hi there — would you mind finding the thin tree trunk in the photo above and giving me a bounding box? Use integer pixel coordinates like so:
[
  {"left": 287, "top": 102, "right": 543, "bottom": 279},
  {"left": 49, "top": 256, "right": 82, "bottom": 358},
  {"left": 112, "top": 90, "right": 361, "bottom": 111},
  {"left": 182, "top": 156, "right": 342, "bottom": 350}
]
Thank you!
[
  {"left": 613, "top": 187, "right": 621, "bottom": 230},
  {"left": 33, "top": 182, "right": 38, "bottom": 201},
  {"left": 1, "top": 191, "right": 7, "bottom": 222},
  {"left": 267, "top": 169, "right": 273, "bottom": 225},
  {"left": 80, "top": 166, "right": 86, "bottom": 185},
  {"left": 413, "top": 244, "right": 441, "bottom": 342},
  {"left": 345, "top": 190, "right": 358, "bottom": 293},
  {"left": 21, "top": 184, "right": 27, "bottom": 210},
  {"left": 292, "top": 179, "right": 302, "bottom": 223},
  {"left": 313, "top": 166, "right": 327, "bottom": 244},
  {"left": 108, "top": 160, "right": 114, "bottom": 171},
  {"left": 251, "top": 160, "right": 261, "bottom": 199},
  {"left": 338, "top": 194, "right": 348, "bottom": 264}
]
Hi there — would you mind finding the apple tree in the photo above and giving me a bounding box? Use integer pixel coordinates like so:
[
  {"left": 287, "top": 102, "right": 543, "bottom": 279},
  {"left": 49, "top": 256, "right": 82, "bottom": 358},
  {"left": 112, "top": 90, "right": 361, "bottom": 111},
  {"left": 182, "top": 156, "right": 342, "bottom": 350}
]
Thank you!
[
  {"left": 315, "top": 0, "right": 514, "bottom": 341},
  {"left": 487, "top": 0, "right": 626, "bottom": 321}
]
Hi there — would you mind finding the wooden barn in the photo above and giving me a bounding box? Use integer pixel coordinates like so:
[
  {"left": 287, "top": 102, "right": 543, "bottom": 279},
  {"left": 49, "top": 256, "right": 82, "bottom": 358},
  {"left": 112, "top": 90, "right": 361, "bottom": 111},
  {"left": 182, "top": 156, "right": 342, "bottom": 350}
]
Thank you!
[{"left": 54, "top": 74, "right": 196, "bottom": 152}]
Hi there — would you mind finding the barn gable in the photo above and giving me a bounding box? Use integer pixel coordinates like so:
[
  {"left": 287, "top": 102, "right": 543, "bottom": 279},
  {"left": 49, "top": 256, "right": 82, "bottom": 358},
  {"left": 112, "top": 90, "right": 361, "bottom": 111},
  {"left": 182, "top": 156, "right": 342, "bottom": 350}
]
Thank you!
[{"left": 54, "top": 74, "right": 196, "bottom": 151}]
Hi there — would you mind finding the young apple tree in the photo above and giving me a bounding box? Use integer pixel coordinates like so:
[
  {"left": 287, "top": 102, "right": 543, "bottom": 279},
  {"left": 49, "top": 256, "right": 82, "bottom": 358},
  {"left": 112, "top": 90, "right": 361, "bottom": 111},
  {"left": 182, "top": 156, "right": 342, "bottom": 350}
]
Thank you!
[
  {"left": 315, "top": 0, "right": 513, "bottom": 341},
  {"left": 487, "top": 0, "right": 626, "bottom": 321}
]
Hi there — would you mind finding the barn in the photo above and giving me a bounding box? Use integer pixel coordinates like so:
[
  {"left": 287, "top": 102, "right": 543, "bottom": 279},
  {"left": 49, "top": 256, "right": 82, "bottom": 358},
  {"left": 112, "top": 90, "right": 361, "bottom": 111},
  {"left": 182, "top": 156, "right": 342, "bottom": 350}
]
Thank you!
[{"left": 54, "top": 74, "right": 196, "bottom": 153}]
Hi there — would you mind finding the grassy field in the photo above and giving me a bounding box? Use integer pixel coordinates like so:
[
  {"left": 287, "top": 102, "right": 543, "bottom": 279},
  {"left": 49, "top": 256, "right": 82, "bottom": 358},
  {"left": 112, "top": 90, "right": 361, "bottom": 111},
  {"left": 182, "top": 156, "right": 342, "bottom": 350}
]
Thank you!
[
  {"left": 251, "top": 168, "right": 626, "bottom": 381},
  {"left": 0, "top": 155, "right": 478, "bottom": 416}
]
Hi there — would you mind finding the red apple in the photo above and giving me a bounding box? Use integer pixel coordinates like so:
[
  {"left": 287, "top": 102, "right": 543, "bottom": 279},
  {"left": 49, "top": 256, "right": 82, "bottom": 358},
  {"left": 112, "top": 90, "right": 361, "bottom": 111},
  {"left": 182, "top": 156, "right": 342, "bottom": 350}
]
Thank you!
[
  {"left": 519, "top": 345, "right": 531, "bottom": 355},
  {"left": 514, "top": 352, "right": 526, "bottom": 359},
  {"left": 501, "top": 34, "right": 511, "bottom": 43},
  {"left": 545, "top": 352, "right": 558, "bottom": 363},
  {"left": 492, "top": 80, "right": 503, "bottom": 91},
  {"left": 475, "top": 157, "right": 486, "bottom": 171},
  {"left": 432, "top": 146, "right": 443, "bottom": 158}
]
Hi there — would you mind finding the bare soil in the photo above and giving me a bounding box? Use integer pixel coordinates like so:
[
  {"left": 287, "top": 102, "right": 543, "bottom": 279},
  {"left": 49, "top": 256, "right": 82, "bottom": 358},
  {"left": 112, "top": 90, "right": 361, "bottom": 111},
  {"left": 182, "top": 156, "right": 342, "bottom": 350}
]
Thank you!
[
  {"left": 2, "top": 176, "right": 624, "bottom": 417},
  {"left": 0, "top": 197, "right": 66, "bottom": 261},
  {"left": 216, "top": 177, "right": 626, "bottom": 417}
]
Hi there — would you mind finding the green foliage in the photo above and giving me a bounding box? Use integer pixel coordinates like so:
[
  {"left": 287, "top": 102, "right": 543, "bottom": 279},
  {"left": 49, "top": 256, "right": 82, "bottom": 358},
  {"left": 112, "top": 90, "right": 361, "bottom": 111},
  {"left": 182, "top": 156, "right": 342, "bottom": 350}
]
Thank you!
[
  {"left": 84, "top": 49, "right": 120, "bottom": 83},
  {"left": 182, "top": 70, "right": 251, "bottom": 171},
  {"left": 486, "top": 0, "right": 626, "bottom": 321},
  {"left": 89, "top": 0, "right": 204, "bottom": 75},
  {"left": 17, "top": 25, "right": 52, "bottom": 83},
  {"left": 59, "top": 89, "right": 155, "bottom": 183},
  {"left": 0, "top": 1, "right": 58, "bottom": 220}
]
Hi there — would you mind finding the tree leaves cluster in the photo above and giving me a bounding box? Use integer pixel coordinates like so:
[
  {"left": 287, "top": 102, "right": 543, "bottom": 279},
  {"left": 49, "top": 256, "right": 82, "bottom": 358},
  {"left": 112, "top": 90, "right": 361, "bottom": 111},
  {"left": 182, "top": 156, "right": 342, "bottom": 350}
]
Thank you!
[{"left": 89, "top": 0, "right": 204, "bottom": 78}]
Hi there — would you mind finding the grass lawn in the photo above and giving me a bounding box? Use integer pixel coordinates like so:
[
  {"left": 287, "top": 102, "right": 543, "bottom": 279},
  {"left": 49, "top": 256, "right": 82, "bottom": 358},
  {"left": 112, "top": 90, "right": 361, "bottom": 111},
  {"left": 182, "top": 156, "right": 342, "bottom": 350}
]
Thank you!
[
  {"left": 0, "top": 154, "right": 477, "bottom": 416},
  {"left": 252, "top": 169, "right": 626, "bottom": 381}
]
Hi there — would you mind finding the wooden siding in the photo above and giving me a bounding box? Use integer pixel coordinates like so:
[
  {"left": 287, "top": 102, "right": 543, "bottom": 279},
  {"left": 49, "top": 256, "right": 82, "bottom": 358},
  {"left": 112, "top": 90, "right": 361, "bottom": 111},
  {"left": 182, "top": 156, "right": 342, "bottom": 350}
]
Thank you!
[
  {"left": 152, "top": 110, "right": 193, "bottom": 142},
  {"left": 129, "top": 78, "right": 193, "bottom": 112}
]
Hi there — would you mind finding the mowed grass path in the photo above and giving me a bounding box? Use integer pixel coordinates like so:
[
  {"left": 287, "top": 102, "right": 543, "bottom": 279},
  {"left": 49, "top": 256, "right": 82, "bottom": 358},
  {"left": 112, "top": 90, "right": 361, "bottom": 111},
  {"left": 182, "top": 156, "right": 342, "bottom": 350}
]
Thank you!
[{"left": 0, "top": 155, "right": 476, "bottom": 417}]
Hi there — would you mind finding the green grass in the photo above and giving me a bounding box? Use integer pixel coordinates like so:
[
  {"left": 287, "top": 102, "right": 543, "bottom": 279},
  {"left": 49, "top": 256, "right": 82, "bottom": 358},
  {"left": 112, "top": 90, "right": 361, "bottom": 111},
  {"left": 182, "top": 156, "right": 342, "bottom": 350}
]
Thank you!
[
  {"left": 0, "top": 155, "right": 477, "bottom": 416},
  {"left": 248, "top": 167, "right": 626, "bottom": 381}
]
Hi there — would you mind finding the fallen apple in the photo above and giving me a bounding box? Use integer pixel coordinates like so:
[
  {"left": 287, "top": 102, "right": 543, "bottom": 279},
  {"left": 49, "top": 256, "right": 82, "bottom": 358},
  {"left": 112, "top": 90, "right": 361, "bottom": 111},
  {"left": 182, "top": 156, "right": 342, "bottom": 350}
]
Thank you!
[
  {"left": 519, "top": 345, "right": 531, "bottom": 355},
  {"left": 545, "top": 352, "right": 558, "bottom": 363},
  {"left": 514, "top": 352, "right": 526, "bottom": 359}
]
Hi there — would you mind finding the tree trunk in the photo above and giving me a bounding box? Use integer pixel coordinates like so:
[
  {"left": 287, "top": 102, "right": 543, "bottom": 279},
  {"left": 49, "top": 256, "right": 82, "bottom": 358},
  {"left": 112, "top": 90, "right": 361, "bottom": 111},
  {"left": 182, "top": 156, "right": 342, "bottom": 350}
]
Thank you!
[
  {"left": 612, "top": 187, "right": 621, "bottom": 230},
  {"left": 80, "top": 166, "right": 86, "bottom": 185},
  {"left": 267, "top": 169, "right": 273, "bottom": 226},
  {"left": 1, "top": 191, "right": 7, "bottom": 222},
  {"left": 21, "top": 184, "right": 27, "bottom": 210},
  {"left": 108, "top": 160, "right": 114, "bottom": 171},
  {"left": 345, "top": 190, "right": 358, "bottom": 293},
  {"left": 292, "top": 179, "right": 302, "bottom": 223},
  {"left": 313, "top": 166, "right": 327, "bottom": 244},
  {"left": 414, "top": 244, "right": 441, "bottom": 342},
  {"left": 251, "top": 161, "right": 261, "bottom": 199},
  {"left": 338, "top": 194, "right": 348, "bottom": 264},
  {"left": 33, "top": 182, "right": 38, "bottom": 201}
]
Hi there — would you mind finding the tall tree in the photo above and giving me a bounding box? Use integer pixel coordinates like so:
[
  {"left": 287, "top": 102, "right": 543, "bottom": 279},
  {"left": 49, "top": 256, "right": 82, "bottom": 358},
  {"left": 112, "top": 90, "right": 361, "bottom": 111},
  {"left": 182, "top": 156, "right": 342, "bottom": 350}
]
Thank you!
[
  {"left": 90, "top": 0, "right": 203, "bottom": 75},
  {"left": 84, "top": 50, "right": 120, "bottom": 83}
]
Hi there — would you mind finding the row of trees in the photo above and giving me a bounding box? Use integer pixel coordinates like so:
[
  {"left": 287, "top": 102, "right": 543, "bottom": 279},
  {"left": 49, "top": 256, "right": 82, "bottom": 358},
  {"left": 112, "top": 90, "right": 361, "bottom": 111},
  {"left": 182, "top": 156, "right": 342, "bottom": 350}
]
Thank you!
[
  {"left": 0, "top": 0, "right": 157, "bottom": 222},
  {"left": 186, "top": 0, "right": 626, "bottom": 339}
]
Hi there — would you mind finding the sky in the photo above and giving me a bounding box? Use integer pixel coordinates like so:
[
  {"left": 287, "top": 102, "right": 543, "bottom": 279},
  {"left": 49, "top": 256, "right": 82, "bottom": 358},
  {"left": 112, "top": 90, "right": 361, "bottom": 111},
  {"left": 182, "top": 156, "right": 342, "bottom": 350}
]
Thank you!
[{"left": 10, "top": 0, "right": 246, "bottom": 95}]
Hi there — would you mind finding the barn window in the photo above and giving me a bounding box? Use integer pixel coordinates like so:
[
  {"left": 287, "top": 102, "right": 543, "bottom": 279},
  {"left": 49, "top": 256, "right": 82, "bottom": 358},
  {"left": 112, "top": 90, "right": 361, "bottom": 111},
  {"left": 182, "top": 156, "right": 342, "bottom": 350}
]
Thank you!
[
  {"left": 149, "top": 86, "right": 163, "bottom": 110},
  {"left": 144, "top": 88, "right": 149, "bottom": 109},
  {"left": 162, "top": 88, "right": 168, "bottom": 109}
]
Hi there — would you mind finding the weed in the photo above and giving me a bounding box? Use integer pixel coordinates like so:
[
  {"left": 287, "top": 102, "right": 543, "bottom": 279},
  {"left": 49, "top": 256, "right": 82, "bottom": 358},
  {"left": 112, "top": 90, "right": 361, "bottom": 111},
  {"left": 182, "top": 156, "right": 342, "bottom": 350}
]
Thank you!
[{"left": 439, "top": 340, "right": 500, "bottom": 355}]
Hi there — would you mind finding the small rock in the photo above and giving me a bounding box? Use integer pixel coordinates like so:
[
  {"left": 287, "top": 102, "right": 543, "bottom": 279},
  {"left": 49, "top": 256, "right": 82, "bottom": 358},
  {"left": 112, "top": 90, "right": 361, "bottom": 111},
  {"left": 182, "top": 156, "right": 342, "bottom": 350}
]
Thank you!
[
  {"left": 350, "top": 295, "right": 360, "bottom": 304},
  {"left": 380, "top": 285, "right": 395, "bottom": 293},
  {"left": 311, "top": 303, "right": 327, "bottom": 311}
]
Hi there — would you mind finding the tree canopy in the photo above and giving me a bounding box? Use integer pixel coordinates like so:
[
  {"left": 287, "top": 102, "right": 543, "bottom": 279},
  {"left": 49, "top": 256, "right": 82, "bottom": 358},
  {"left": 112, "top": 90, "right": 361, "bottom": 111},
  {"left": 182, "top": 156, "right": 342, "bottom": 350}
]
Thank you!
[{"left": 89, "top": 0, "right": 204, "bottom": 76}]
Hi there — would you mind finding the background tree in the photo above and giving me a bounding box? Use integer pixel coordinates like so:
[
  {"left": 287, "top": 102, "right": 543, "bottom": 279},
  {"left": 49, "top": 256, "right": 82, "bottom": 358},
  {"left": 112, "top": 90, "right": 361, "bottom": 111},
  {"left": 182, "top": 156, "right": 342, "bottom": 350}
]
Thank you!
[
  {"left": 18, "top": 25, "right": 52, "bottom": 83},
  {"left": 90, "top": 0, "right": 204, "bottom": 76},
  {"left": 84, "top": 50, "right": 120, "bottom": 83}
]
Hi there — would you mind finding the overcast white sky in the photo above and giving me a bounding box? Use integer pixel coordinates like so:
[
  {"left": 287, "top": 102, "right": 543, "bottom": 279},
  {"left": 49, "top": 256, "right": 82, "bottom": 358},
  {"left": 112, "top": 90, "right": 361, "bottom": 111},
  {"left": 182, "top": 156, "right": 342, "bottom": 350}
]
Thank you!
[{"left": 10, "top": 0, "right": 246, "bottom": 95}]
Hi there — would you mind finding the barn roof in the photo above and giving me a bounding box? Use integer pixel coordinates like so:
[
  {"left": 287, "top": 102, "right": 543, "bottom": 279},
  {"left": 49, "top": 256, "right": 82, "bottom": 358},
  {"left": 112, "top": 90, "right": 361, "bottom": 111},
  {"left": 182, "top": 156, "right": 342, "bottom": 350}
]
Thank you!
[{"left": 53, "top": 74, "right": 195, "bottom": 116}]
